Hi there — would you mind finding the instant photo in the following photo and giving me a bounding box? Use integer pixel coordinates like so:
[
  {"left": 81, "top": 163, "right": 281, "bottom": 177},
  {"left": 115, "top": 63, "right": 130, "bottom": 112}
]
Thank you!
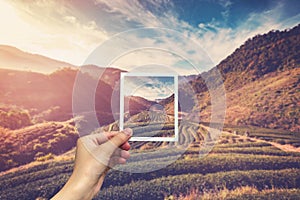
[{"left": 120, "top": 72, "right": 178, "bottom": 141}]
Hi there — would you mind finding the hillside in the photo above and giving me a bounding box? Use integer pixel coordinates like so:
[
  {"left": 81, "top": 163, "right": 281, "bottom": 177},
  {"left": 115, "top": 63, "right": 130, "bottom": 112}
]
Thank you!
[
  {"left": 0, "top": 45, "right": 76, "bottom": 74},
  {"left": 189, "top": 24, "right": 300, "bottom": 131},
  {"left": 82, "top": 64, "right": 125, "bottom": 86},
  {"left": 0, "top": 67, "right": 125, "bottom": 126},
  {"left": 0, "top": 120, "right": 78, "bottom": 172},
  {"left": 0, "top": 68, "right": 77, "bottom": 122},
  {"left": 1, "top": 124, "right": 300, "bottom": 199},
  {"left": 1, "top": 24, "right": 300, "bottom": 197},
  {"left": 124, "top": 95, "right": 156, "bottom": 115},
  {"left": 157, "top": 94, "right": 175, "bottom": 114}
]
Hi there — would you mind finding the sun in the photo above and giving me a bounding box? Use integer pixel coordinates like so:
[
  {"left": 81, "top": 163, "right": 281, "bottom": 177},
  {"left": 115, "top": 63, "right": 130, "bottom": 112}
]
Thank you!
[{"left": 0, "top": 1, "right": 35, "bottom": 45}]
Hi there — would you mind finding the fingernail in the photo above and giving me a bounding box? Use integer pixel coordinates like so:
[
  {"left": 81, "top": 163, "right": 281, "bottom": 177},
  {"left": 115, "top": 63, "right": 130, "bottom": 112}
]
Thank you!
[{"left": 124, "top": 128, "right": 133, "bottom": 136}]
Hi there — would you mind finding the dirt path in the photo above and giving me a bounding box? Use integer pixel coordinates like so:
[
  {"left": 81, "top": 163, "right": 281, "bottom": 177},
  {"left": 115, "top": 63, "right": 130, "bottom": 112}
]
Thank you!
[
  {"left": 200, "top": 124, "right": 300, "bottom": 153},
  {"left": 253, "top": 137, "right": 300, "bottom": 153},
  {"left": 234, "top": 133, "right": 300, "bottom": 153}
]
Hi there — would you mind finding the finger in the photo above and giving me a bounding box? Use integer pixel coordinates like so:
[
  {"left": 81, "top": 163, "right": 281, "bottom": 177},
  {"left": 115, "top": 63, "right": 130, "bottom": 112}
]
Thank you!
[
  {"left": 112, "top": 149, "right": 130, "bottom": 158},
  {"left": 120, "top": 142, "right": 131, "bottom": 151},
  {"left": 119, "top": 150, "right": 130, "bottom": 159},
  {"left": 112, "top": 148, "right": 121, "bottom": 156},
  {"left": 81, "top": 131, "right": 120, "bottom": 146},
  {"left": 84, "top": 130, "right": 131, "bottom": 146},
  {"left": 109, "top": 156, "right": 127, "bottom": 167},
  {"left": 122, "top": 150, "right": 130, "bottom": 159},
  {"left": 99, "top": 128, "right": 132, "bottom": 156},
  {"left": 101, "top": 130, "right": 132, "bottom": 143}
]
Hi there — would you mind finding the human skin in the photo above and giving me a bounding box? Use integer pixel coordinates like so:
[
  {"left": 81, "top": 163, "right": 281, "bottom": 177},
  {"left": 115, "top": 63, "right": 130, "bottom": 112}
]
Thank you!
[{"left": 51, "top": 128, "right": 132, "bottom": 200}]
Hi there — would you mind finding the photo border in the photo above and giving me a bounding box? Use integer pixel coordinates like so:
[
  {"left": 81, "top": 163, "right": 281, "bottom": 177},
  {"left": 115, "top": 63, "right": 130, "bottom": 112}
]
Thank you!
[{"left": 120, "top": 72, "right": 179, "bottom": 142}]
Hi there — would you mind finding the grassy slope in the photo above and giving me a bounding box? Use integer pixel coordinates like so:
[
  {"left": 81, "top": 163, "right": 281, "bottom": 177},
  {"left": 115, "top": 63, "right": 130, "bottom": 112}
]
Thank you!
[
  {"left": 197, "top": 68, "right": 300, "bottom": 132},
  {"left": 0, "top": 120, "right": 78, "bottom": 172},
  {"left": 191, "top": 25, "right": 300, "bottom": 132},
  {"left": 1, "top": 125, "right": 300, "bottom": 200},
  {"left": 173, "top": 187, "right": 300, "bottom": 200}
]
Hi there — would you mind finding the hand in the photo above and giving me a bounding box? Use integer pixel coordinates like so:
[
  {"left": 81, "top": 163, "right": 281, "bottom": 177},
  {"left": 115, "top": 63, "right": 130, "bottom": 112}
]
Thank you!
[{"left": 51, "top": 128, "right": 132, "bottom": 200}]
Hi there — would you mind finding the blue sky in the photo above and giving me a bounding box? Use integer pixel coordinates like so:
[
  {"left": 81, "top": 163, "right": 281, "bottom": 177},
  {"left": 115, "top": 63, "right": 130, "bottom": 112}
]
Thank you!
[
  {"left": 124, "top": 76, "right": 175, "bottom": 101},
  {"left": 172, "top": 0, "right": 299, "bottom": 29},
  {"left": 0, "top": 0, "right": 299, "bottom": 74}
]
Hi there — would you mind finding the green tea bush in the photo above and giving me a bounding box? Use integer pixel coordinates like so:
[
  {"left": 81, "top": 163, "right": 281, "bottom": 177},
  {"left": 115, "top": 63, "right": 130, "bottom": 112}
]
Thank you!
[
  {"left": 97, "top": 169, "right": 300, "bottom": 200},
  {"left": 102, "top": 154, "right": 300, "bottom": 188}
]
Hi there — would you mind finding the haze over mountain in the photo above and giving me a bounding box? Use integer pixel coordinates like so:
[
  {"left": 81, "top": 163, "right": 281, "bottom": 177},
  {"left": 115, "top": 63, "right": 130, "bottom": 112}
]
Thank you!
[
  {"left": 0, "top": 24, "right": 299, "bottom": 132},
  {"left": 0, "top": 66, "right": 143, "bottom": 126},
  {"left": 0, "top": 45, "right": 76, "bottom": 74}
]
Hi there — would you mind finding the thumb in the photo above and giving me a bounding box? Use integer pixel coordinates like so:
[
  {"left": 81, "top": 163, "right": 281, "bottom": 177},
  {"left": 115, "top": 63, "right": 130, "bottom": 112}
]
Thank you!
[
  {"left": 109, "top": 128, "right": 132, "bottom": 147},
  {"left": 100, "top": 128, "right": 132, "bottom": 155}
]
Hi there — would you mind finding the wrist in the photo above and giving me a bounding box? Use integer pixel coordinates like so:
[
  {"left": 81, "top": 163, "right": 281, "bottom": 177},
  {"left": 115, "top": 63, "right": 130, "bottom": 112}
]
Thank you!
[{"left": 51, "top": 171, "right": 103, "bottom": 200}]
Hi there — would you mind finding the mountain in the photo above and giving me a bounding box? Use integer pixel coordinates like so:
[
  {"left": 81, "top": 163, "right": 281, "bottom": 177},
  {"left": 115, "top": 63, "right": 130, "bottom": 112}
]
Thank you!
[
  {"left": 0, "top": 65, "right": 152, "bottom": 127},
  {"left": 0, "top": 68, "right": 76, "bottom": 121},
  {"left": 157, "top": 94, "right": 175, "bottom": 115},
  {"left": 189, "top": 24, "right": 300, "bottom": 132},
  {"left": 1, "top": 24, "right": 299, "bottom": 133},
  {"left": 157, "top": 94, "right": 174, "bottom": 105},
  {"left": 1, "top": 24, "right": 300, "bottom": 200},
  {"left": 0, "top": 120, "right": 78, "bottom": 172},
  {"left": 0, "top": 45, "right": 76, "bottom": 74},
  {"left": 82, "top": 64, "right": 125, "bottom": 86},
  {"left": 124, "top": 95, "right": 156, "bottom": 116},
  {"left": 0, "top": 24, "right": 299, "bottom": 176}
]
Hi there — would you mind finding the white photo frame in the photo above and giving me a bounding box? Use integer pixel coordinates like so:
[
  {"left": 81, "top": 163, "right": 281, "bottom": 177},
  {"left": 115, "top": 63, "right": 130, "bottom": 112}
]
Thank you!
[{"left": 120, "top": 72, "right": 179, "bottom": 142}]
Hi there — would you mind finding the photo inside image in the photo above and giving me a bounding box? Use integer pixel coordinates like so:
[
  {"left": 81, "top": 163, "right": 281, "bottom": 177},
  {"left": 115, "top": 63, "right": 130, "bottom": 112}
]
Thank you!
[{"left": 122, "top": 75, "right": 177, "bottom": 140}]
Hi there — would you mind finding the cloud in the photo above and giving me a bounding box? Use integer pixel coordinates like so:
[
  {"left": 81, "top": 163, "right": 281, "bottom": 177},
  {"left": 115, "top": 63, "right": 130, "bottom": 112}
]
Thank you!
[
  {"left": 95, "top": 0, "right": 175, "bottom": 28},
  {"left": 189, "top": 2, "right": 300, "bottom": 65},
  {"left": 218, "top": 0, "right": 233, "bottom": 8},
  {"left": 1, "top": 0, "right": 108, "bottom": 65},
  {"left": 111, "top": 48, "right": 208, "bottom": 75},
  {"left": 1, "top": 0, "right": 299, "bottom": 70},
  {"left": 124, "top": 76, "right": 175, "bottom": 101},
  {"left": 198, "top": 23, "right": 206, "bottom": 29},
  {"left": 218, "top": 0, "right": 232, "bottom": 21},
  {"left": 93, "top": 0, "right": 299, "bottom": 72}
]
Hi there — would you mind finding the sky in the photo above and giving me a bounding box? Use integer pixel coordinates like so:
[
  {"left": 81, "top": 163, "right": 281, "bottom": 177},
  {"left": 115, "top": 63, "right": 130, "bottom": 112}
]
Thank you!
[
  {"left": 0, "top": 0, "right": 299, "bottom": 74},
  {"left": 124, "top": 76, "right": 174, "bottom": 101}
]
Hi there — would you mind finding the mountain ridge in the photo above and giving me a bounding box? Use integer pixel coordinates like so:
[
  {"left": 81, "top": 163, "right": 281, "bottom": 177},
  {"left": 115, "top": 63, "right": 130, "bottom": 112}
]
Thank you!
[
  {"left": 0, "top": 24, "right": 299, "bottom": 131},
  {"left": 191, "top": 24, "right": 300, "bottom": 93},
  {"left": 189, "top": 24, "right": 300, "bottom": 131},
  {"left": 0, "top": 45, "right": 76, "bottom": 74}
]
